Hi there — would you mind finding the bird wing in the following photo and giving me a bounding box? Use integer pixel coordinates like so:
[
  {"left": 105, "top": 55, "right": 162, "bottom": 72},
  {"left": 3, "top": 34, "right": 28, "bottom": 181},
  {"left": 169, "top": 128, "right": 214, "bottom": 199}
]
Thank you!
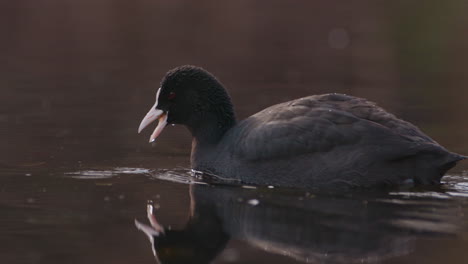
[{"left": 230, "top": 94, "right": 438, "bottom": 162}]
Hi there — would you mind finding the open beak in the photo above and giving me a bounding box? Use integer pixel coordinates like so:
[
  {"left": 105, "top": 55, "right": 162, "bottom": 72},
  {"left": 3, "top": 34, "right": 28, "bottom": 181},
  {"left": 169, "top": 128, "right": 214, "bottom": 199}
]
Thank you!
[{"left": 138, "top": 104, "right": 168, "bottom": 143}]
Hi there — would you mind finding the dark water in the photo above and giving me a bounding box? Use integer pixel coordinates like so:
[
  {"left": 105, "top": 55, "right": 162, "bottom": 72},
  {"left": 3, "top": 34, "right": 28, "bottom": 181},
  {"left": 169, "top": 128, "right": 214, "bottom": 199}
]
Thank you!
[
  {"left": 1, "top": 167, "right": 468, "bottom": 264},
  {"left": 1, "top": 1, "right": 468, "bottom": 263}
]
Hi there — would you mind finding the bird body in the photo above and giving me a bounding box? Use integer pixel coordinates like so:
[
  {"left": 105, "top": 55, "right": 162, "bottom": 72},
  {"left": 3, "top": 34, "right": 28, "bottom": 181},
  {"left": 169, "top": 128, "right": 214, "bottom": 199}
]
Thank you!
[{"left": 138, "top": 66, "right": 465, "bottom": 189}]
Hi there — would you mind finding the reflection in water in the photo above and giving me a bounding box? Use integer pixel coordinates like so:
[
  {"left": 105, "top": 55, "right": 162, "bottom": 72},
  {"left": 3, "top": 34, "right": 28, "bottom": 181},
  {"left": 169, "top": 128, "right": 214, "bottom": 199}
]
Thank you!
[
  {"left": 135, "top": 182, "right": 466, "bottom": 264},
  {"left": 136, "top": 203, "right": 229, "bottom": 264}
]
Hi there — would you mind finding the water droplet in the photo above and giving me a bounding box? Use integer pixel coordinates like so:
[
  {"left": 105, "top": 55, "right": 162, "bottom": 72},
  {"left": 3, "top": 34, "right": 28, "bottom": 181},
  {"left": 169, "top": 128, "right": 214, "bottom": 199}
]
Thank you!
[
  {"left": 247, "top": 199, "right": 259, "bottom": 206},
  {"left": 25, "top": 173, "right": 32, "bottom": 177}
]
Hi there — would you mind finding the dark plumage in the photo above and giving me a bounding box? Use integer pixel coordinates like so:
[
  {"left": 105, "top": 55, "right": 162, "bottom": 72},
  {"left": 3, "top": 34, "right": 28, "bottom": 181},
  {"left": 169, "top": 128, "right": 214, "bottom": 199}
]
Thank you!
[{"left": 138, "top": 65, "right": 466, "bottom": 189}]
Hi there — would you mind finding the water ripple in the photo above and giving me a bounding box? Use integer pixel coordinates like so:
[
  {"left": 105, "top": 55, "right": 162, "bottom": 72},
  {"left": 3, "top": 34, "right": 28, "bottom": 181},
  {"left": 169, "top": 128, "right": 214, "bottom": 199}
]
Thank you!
[{"left": 64, "top": 167, "right": 151, "bottom": 179}]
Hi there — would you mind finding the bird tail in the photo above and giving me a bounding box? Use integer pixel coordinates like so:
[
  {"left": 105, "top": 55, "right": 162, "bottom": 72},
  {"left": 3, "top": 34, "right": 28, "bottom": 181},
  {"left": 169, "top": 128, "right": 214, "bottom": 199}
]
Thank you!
[
  {"left": 438, "top": 152, "right": 466, "bottom": 176},
  {"left": 412, "top": 151, "right": 465, "bottom": 185}
]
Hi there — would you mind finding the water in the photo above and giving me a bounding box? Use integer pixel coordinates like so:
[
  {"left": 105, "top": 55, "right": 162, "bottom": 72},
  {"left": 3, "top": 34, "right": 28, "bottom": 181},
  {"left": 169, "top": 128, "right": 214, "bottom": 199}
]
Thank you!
[
  {"left": 1, "top": 166, "right": 468, "bottom": 264},
  {"left": 1, "top": 1, "right": 468, "bottom": 263}
]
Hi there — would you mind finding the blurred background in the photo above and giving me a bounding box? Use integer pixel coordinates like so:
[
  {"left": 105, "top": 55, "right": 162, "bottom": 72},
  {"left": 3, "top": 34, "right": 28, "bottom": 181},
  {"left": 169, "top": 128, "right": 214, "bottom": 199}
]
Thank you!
[{"left": 1, "top": 0, "right": 467, "bottom": 169}]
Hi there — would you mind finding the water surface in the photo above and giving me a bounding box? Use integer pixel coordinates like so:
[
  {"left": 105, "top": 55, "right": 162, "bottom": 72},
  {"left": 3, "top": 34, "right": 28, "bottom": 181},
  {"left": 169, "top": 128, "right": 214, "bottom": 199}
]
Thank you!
[{"left": 1, "top": 165, "right": 468, "bottom": 264}]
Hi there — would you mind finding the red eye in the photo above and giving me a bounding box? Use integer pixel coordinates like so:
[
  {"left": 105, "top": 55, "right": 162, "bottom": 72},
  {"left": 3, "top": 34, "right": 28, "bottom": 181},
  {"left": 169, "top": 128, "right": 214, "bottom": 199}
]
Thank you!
[{"left": 168, "top": 92, "right": 176, "bottom": 100}]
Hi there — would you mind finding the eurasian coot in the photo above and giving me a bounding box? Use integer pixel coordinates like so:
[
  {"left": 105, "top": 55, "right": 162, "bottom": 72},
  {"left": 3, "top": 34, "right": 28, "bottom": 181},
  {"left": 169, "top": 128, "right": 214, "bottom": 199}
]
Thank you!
[{"left": 138, "top": 65, "right": 465, "bottom": 189}]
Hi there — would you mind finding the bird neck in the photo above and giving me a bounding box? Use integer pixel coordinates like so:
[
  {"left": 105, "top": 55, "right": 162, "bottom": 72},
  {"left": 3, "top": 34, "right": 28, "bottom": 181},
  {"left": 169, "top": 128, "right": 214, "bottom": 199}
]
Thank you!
[
  {"left": 188, "top": 102, "right": 236, "bottom": 167},
  {"left": 190, "top": 110, "right": 236, "bottom": 153},
  {"left": 183, "top": 80, "right": 236, "bottom": 166}
]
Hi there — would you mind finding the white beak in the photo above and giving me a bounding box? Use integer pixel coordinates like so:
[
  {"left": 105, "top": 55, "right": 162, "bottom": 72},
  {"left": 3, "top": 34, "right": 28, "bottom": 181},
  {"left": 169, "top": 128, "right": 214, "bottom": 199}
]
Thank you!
[{"left": 138, "top": 104, "right": 168, "bottom": 143}]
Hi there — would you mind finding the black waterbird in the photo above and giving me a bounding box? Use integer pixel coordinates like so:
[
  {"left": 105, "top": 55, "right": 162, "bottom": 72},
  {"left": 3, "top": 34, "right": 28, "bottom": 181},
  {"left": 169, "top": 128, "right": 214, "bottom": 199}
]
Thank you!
[{"left": 138, "top": 65, "right": 466, "bottom": 189}]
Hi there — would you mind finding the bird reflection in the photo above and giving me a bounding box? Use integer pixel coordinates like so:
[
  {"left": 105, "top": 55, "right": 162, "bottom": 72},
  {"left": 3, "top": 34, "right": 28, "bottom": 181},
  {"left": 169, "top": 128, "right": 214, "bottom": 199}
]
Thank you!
[
  {"left": 135, "top": 189, "right": 229, "bottom": 264},
  {"left": 135, "top": 184, "right": 461, "bottom": 264}
]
